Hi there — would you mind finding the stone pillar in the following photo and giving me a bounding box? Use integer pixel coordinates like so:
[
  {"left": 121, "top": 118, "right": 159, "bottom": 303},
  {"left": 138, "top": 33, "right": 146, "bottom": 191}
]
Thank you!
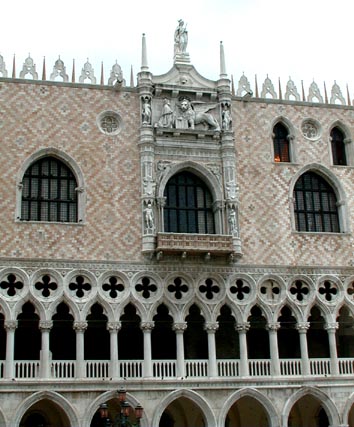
[
  {"left": 39, "top": 320, "right": 53, "bottom": 378},
  {"left": 74, "top": 321, "right": 87, "bottom": 378},
  {"left": 4, "top": 320, "right": 17, "bottom": 379},
  {"left": 236, "top": 322, "right": 250, "bottom": 376},
  {"left": 296, "top": 322, "right": 310, "bottom": 376},
  {"left": 325, "top": 322, "right": 339, "bottom": 375},
  {"left": 141, "top": 321, "right": 154, "bottom": 378},
  {"left": 267, "top": 322, "right": 281, "bottom": 376},
  {"left": 107, "top": 322, "right": 121, "bottom": 379},
  {"left": 205, "top": 322, "right": 219, "bottom": 378},
  {"left": 173, "top": 322, "right": 187, "bottom": 378},
  {"left": 156, "top": 197, "right": 166, "bottom": 233}
]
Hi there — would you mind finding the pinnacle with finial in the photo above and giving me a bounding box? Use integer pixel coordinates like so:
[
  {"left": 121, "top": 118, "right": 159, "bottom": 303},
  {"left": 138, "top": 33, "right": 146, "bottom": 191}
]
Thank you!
[
  {"left": 219, "top": 41, "right": 227, "bottom": 79},
  {"left": 141, "top": 33, "right": 149, "bottom": 71}
]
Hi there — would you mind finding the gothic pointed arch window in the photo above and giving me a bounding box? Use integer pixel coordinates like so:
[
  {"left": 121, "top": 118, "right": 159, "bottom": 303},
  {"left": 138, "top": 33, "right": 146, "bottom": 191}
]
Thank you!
[
  {"left": 273, "top": 122, "right": 290, "bottom": 162},
  {"left": 293, "top": 172, "right": 340, "bottom": 232},
  {"left": 20, "top": 156, "right": 78, "bottom": 222},
  {"left": 164, "top": 171, "right": 215, "bottom": 234},
  {"left": 330, "top": 126, "right": 347, "bottom": 166}
]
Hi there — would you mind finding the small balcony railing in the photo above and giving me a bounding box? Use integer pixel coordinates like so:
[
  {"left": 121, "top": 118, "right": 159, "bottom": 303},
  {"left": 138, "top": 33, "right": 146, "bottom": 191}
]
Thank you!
[
  {"left": 156, "top": 233, "right": 234, "bottom": 256},
  {"left": 4, "top": 358, "right": 354, "bottom": 380}
]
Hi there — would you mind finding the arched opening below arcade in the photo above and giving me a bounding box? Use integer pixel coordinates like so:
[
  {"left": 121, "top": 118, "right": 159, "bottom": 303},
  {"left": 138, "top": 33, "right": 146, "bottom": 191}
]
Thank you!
[
  {"left": 225, "top": 396, "right": 269, "bottom": 427},
  {"left": 159, "top": 397, "right": 206, "bottom": 427},
  {"left": 90, "top": 397, "right": 141, "bottom": 427},
  {"left": 19, "top": 398, "right": 71, "bottom": 427},
  {"left": 288, "top": 395, "right": 329, "bottom": 427}
]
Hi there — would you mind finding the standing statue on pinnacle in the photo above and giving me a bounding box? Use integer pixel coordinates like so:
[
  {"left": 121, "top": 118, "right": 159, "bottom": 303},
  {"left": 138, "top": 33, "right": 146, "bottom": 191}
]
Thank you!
[{"left": 174, "top": 19, "right": 188, "bottom": 54}]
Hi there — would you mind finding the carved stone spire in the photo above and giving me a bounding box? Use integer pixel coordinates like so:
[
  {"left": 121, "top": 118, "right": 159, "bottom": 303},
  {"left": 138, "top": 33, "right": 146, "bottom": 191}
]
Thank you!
[
  {"left": 141, "top": 33, "right": 149, "bottom": 72},
  {"left": 219, "top": 41, "right": 227, "bottom": 79}
]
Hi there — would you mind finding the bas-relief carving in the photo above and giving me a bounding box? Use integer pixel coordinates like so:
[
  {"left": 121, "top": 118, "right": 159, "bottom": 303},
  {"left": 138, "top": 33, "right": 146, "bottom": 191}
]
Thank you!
[{"left": 155, "top": 98, "right": 220, "bottom": 131}]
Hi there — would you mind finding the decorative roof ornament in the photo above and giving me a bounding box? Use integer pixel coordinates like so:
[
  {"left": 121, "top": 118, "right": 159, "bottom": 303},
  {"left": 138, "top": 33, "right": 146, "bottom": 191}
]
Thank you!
[
  {"left": 174, "top": 19, "right": 190, "bottom": 64},
  {"left": 284, "top": 77, "right": 300, "bottom": 101},
  {"left": 330, "top": 81, "right": 345, "bottom": 105},
  {"left": 79, "top": 59, "right": 96, "bottom": 84},
  {"left": 307, "top": 81, "right": 323, "bottom": 103},
  {"left": 261, "top": 75, "right": 277, "bottom": 99},
  {"left": 108, "top": 61, "right": 125, "bottom": 86},
  {"left": 236, "top": 73, "right": 252, "bottom": 97},
  {"left": 19, "top": 55, "right": 38, "bottom": 79},
  {"left": 0, "top": 55, "right": 8, "bottom": 77},
  {"left": 50, "top": 57, "right": 69, "bottom": 82}
]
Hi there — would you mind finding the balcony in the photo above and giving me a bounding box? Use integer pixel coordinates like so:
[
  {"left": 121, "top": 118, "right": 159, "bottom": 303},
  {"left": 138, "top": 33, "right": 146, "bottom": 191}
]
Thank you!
[
  {"left": 5, "top": 358, "right": 354, "bottom": 380},
  {"left": 156, "top": 233, "right": 238, "bottom": 258}
]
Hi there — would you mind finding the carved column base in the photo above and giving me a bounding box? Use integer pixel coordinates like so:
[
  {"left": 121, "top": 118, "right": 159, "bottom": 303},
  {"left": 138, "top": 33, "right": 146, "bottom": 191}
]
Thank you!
[{"left": 142, "top": 235, "right": 156, "bottom": 253}]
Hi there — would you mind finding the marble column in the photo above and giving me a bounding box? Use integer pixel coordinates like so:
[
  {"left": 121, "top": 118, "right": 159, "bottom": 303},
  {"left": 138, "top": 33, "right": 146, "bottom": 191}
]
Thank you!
[
  {"left": 141, "top": 321, "right": 154, "bottom": 378},
  {"left": 4, "top": 320, "right": 17, "bottom": 379},
  {"left": 107, "top": 321, "right": 121, "bottom": 379},
  {"left": 39, "top": 320, "right": 53, "bottom": 378},
  {"left": 236, "top": 322, "right": 250, "bottom": 376},
  {"left": 296, "top": 322, "right": 310, "bottom": 376},
  {"left": 173, "top": 322, "right": 187, "bottom": 378},
  {"left": 74, "top": 321, "right": 87, "bottom": 378},
  {"left": 204, "top": 322, "right": 219, "bottom": 378},
  {"left": 325, "top": 322, "right": 339, "bottom": 375},
  {"left": 267, "top": 322, "right": 281, "bottom": 376}
]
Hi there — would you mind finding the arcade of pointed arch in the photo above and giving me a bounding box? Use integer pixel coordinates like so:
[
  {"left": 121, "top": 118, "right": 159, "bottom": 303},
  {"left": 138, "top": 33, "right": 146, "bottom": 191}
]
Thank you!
[{"left": 0, "top": 267, "right": 353, "bottom": 325}]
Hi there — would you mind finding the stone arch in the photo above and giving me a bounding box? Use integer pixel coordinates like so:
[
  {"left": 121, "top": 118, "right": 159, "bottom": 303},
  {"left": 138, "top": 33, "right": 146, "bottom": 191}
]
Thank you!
[
  {"left": 181, "top": 299, "right": 211, "bottom": 323},
  {"left": 14, "top": 390, "right": 79, "bottom": 427},
  {"left": 213, "top": 299, "right": 243, "bottom": 324},
  {"left": 157, "top": 161, "right": 223, "bottom": 203},
  {"left": 48, "top": 296, "right": 81, "bottom": 323},
  {"left": 281, "top": 386, "right": 340, "bottom": 427},
  {"left": 270, "top": 116, "right": 296, "bottom": 163},
  {"left": 219, "top": 387, "right": 279, "bottom": 427},
  {"left": 15, "top": 147, "right": 86, "bottom": 223},
  {"left": 289, "top": 163, "right": 349, "bottom": 233},
  {"left": 149, "top": 299, "right": 179, "bottom": 323},
  {"left": 342, "top": 391, "right": 354, "bottom": 426},
  {"left": 86, "top": 390, "right": 147, "bottom": 427},
  {"left": 151, "top": 388, "right": 216, "bottom": 427}
]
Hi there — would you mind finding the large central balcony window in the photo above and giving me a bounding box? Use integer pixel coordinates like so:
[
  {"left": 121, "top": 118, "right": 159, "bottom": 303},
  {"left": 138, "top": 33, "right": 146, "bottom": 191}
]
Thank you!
[{"left": 164, "top": 171, "right": 215, "bottom": 234}]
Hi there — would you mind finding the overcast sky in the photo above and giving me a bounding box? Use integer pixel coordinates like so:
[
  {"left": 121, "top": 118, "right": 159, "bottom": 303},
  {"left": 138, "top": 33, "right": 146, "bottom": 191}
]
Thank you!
[{"left": 2, "top": 0, "right": 354, "bottom": 97}]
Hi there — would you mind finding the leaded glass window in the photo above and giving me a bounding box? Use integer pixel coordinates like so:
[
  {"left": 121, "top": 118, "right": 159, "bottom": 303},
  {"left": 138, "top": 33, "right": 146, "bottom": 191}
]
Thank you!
[
  {"left": 294, "top": 172, "right": 339, "bottom": 232},
  {"left": 21, "top": 157, "right": 78, "bottom": 222},
  {"left": 164, "top": 172, "right": 215, "bottom": 234}
]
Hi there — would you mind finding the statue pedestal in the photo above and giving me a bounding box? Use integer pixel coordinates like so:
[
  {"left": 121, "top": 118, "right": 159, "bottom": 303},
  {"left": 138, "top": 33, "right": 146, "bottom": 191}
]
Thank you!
[{"left": 174, "top": 53, "right": 190, "bottom": 65}]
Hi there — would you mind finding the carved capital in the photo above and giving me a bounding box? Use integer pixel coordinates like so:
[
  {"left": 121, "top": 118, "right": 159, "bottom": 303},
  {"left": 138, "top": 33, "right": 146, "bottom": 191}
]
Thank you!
[
  {"left": 4, "top": 320, "right": 17, "bottom": 331},
  {"left": 173, "top": 322, "right": 187, "bottom": 332},
  {"left": 204, "top": 322, "right": 219, "bottom": 332},
  {"left": 296, "top": 322, "right": 310, "bottom": 332},
  {"left": 39, "top": 320, "right": 53, "bottom": 331},
  {"left": 107, "top": 322, "right": 122, "bottom": 332},
  {"left": 235, "top": 322, "right": 250, "bottom": 333},
  {"left": 140, "top": 321, "right": 154, "bottom": 331},
  {"left": 325, "top": 322, "right": 338, "bottom": 332},
  {"left": 73, "top": 321, "right": 88, "bottom": 332},
  {"left": 266, "top": 322, "right": 280, "bottom": 332}
]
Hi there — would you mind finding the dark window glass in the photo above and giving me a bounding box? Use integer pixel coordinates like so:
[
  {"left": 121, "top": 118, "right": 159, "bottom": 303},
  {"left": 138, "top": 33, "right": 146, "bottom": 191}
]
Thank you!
[
  {"left": 164, "top": 172, "right": 215, "bottom": 234},
  {"left": 331, "top": 127, "right": 347, "bottom": 166},
  {"left": 21, "top": 157, "right": 78, "bottom": 222},
  {"left": 294, "top": 172, "right": 339, "bottom": 232},
  {"left": 273, "top": 123, "right": 290, "bottom": 162}
]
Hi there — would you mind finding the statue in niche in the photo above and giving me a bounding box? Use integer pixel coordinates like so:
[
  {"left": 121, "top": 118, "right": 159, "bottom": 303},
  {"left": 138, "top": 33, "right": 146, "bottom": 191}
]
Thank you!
[
  {"left": 174, "top": 19, "right": 188, "bottom": 54},
  {"left": 141, "top": 96, "right": 152, "bottom": 125},
  {"left": 144, "top": 202, "right": 155, "bottom": 232},
  {"left": 228, "top": 208, "right": 238, "bottom": 237},
  {"left": 157, "top": 98, "right": 174, "bottom": 128},
  {"left": 222, "top": 103, "right": 232, "bottom": 130},
  {"left": 175, "top": 98, "right": 220, "bottom": 131}
]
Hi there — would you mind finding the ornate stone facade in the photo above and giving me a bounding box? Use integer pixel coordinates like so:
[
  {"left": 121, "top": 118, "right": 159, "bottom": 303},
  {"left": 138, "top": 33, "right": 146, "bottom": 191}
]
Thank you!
[{"left": 0, "top": 22, "right": 354, "bottom": 427}]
